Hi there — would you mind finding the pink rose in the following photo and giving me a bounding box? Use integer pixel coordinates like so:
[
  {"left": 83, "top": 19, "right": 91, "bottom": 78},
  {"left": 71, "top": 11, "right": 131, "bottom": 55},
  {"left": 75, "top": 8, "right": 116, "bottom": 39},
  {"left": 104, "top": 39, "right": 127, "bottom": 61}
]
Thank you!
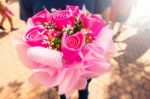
[
  {"left": 66, "top": 5, "right": 80, "bottom": 16},
  {"left": 61, "top": 32, "right": 85, "bottom": 60},
  {"left": 52, "top": 10, "right": 75, "bottom": 30},
  {"left": 80, "top": 14, "right": 105, "bottom": 36},
  {"left": 28, "top": 9, "right": 52, "bottom": 25},
  {"left": 23, "top": 25, "right": 49, "bottom": 47}
]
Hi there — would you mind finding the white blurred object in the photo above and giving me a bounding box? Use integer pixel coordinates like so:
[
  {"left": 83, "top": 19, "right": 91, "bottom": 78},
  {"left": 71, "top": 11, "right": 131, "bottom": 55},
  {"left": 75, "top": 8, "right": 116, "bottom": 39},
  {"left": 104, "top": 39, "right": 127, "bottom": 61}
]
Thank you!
[{"left": 128, "top": 0, "right": 150, "bottom": 25}]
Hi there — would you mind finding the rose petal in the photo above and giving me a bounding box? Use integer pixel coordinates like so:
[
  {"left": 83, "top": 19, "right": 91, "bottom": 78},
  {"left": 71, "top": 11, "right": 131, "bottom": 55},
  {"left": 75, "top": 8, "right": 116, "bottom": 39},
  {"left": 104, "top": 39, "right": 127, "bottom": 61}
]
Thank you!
[
  {"left": 66, "top": 5, "right": 80, "bottom": 16},
  {"left": 24, "top": 25, "right": 50, "bottom": 47},
  {"left": 81, "top": 14, "right": 105, "bottom": 36},
  {"left": 28, "top": 9, "right": 51, "bottom": 25},
  {"left": 61, "top": 32, "right": 85, "bottom": 60},
  {"left": 52, "top": 10, "right": 75, "bottom": 30}
]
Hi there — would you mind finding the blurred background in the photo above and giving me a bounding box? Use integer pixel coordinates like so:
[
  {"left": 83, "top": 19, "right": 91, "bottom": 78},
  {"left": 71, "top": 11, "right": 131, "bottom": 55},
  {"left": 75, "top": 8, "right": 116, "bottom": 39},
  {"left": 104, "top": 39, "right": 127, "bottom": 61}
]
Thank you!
[{"left": 0, "top": 0, "right": 149, "bottom": 99}]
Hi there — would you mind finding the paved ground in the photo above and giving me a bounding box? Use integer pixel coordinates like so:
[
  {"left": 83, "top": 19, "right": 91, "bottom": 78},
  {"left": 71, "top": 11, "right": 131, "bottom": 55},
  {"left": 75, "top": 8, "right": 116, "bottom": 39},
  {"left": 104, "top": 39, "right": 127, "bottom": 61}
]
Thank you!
[{"left": 0, "top": 0, "right": 149, "bottom": 99}]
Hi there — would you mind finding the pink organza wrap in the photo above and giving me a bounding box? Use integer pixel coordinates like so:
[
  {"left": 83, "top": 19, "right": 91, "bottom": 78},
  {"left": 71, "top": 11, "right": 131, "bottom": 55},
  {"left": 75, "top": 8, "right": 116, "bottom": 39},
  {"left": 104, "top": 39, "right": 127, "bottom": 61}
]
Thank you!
[{"left": 15, "top": 6, "right": 115, "bottom": 97}]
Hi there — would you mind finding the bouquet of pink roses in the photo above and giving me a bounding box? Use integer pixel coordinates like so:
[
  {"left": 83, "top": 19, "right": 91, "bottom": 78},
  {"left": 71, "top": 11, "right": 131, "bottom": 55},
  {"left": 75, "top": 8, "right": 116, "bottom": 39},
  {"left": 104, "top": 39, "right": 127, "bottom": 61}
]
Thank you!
[{"left": 15, "top": 6, "right": 114, "bottom": 97}]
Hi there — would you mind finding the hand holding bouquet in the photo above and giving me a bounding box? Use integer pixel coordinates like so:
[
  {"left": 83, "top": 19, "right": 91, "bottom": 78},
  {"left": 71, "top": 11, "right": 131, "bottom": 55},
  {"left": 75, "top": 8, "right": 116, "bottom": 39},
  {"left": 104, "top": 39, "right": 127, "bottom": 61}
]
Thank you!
[{"left": 15, "top": 6, "right": 115, "bottom": 97}]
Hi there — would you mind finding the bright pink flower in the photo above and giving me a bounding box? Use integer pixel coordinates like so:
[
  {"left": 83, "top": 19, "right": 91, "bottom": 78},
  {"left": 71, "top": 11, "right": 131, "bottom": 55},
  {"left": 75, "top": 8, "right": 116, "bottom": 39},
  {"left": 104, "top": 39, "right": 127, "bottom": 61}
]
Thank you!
[
  {"left": 28, "top": 9, "right": 52, "bottom": 25},
  {"left": 66, "top": 5, "right": 80, "bottom": 16},
  {"left": 52, "top": 10, "right": 75, "bottom": 30},
  {"left": 23, "top": 25, "right": 49, "bottom": 47},
  {"left": 49, "top": 29, "right": 60, "bottom": 37},
  {"left": 80, "top": 14, "right": 105, "bottom": 36},
  {"left": 86, "top": 32, "right": 95, "bottom": 43},
  {"left": 61, "top": 32, "right": 85, "bottom": 60}
]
